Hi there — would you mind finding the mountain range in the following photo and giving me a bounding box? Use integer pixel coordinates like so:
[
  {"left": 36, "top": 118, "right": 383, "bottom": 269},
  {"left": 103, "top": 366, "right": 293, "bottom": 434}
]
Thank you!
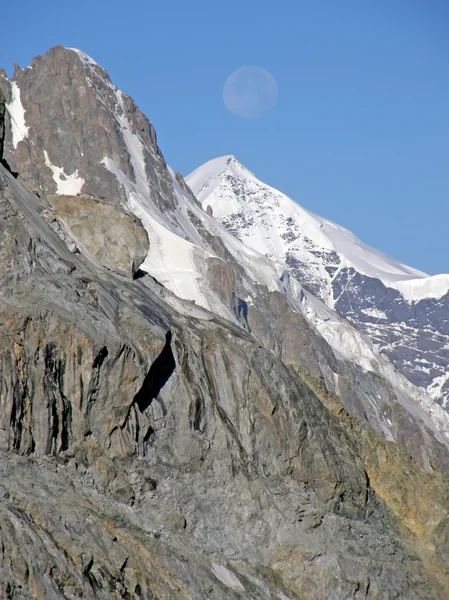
[{"left": 1, "top": 46, "right": 449, "bottom": 599}]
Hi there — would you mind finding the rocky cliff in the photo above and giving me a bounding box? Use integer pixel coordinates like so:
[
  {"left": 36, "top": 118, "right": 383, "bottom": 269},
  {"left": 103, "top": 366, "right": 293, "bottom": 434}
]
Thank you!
[{"left": 1, "top": 47, "right": 449, "bottom": 599}]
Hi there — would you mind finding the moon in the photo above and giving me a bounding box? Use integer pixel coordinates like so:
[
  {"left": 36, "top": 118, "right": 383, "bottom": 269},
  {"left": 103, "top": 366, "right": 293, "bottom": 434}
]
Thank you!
[{"left": 223, "top": 67, "right": 278, "bottom": 119}]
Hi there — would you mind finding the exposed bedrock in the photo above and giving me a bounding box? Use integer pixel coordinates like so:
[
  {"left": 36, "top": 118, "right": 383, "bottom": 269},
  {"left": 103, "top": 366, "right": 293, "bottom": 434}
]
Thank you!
[
  {"left": 0, "top": 165, "right": 449, "bottom": 598},
  {"left": 47, "top": 193, "right": 149, "bottom": 278},
  {"left": 1, "top": 46, "right": 449, "bottom": 597}
]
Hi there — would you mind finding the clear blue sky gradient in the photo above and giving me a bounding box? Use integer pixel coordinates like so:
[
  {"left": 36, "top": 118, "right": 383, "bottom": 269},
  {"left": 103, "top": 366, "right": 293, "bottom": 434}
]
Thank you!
[{"left": 2, "top": 1, "right": 448, "bottom": 274}]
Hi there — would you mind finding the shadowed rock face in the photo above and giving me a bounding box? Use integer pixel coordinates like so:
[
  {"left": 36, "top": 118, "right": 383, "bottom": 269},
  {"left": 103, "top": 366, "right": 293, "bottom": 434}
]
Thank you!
[
  {"left": 1, "top": 47, "right": 449, "bottom": 599},
  {"left": 134, "top": 331, "right": 176, "bottom": 412}
]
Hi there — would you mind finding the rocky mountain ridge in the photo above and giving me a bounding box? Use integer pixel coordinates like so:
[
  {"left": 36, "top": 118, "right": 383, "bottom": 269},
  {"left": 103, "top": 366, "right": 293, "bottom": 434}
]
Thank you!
[{"left": 0, "top": 46, "right": 449, "bottom": 598}]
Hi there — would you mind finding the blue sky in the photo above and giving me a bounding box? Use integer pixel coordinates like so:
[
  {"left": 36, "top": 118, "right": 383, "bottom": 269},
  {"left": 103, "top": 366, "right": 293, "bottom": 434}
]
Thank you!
[{"left": 2, "top": 0, "right": 448, "bottom": 274}]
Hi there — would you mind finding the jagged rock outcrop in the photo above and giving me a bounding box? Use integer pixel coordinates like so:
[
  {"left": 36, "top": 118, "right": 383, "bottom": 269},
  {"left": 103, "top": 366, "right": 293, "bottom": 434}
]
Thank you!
[
  {"left": 1, "top": 47, "right": 449, "bottom": 599},
  {"left": 0, "top": 47, "right": 170, "bottom": 210}
]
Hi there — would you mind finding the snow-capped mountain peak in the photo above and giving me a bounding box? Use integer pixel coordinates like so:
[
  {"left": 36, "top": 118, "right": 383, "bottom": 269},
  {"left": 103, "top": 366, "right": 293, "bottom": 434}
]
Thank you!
[
  {"left": 187, "top": 155, "right": 433, "bottom": 305},
  {"left": 186, "top": 156, "right": 449, "bottom": 407},
  {"left": 187, "top": 155, "right": 258, "bottom": 203}
]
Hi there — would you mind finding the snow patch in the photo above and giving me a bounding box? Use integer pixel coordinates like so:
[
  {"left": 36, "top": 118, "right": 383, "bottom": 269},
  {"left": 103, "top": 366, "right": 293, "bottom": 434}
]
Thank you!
[
  {"left": 43, "top": 151, "right": 85, "bottom": 195},
  {"left": 211, "top": 562, "right": 245, "bottom": 592},
  {"left": 6, "top": 81, "right": 29, "bottom": 148},
  {"left": 68, "top": 48, "right": 98, "bottom": 67},
  {"left": 429, "top": 372, "right": 449, "bottom": 408},
  {"left": 392, "top": 274, "right": 449, "bottom": 302},
  {"left": 300, "top": 290, "right": 449, "bottom": 446},
  {"left": 101, "top": 156, "right": 214, "bottom": 308},
  {"left": 100, "top": 92, "right": 226, "bottom": 313},
  {"left": 361, "top": 307, "right": 387, "bottom": 320}
]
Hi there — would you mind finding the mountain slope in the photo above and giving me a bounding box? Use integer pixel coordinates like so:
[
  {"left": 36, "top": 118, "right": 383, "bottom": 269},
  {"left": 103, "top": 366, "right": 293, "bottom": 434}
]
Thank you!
[
  {"left": 2, "top": 45, "right": 449, "bottom": 598},
  {"left": 1, "top": 46, "right": 449, "bottom": 469},
  {"left": 187, "top": 156, "right": 449, "bottom": 405},
  {"left": 0, "top": 118, "right": 447, "bottom": 600}
]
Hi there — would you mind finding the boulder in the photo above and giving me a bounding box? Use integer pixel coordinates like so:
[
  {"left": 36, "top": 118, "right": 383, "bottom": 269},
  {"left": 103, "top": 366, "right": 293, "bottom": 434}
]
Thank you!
[{"left": 48, "top": 193, "right": 149, "bottom": 278}]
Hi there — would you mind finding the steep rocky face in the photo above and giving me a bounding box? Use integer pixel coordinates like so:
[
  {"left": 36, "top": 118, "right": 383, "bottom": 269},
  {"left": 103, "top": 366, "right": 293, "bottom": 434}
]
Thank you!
[
  {"left": 2, "top": 46, "right": 449, "bottom": 598},
  {"left": 5, "top": 49, "right": 181, "bottom": 230},
  {"left": 198, "top": 220, "right": 449, "bottom": 474},
  {"left": 187, "top": 156, "right": 449, "bottom": 407},
  {"left": 2, "top": 164, "right": 449, "bottom": 599},
  {"left": 0, "top": 90, "right": 5, "bottom": 163},
  {"left": 4, "top": 46, "right": 449, "bottom": 472}
]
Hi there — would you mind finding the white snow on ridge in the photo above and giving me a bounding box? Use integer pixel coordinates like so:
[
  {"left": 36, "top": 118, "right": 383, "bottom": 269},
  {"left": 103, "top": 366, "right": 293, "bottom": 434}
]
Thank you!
[
  {"left": 6, "top": 81, "right": 29, "bottom": 149},
  {"left": 393, "top": 274, "right": 449, "bottom": 302},
  {"left": 101, "top": 90, "right": 286, "bottom": 315},
  {"left": 68, "top": 48, "right": 98, "bottom": 67},
  {"left": 101, "top": 156, "right": 217, "bottom": 312},
  {"left": 100, "top": 90, "right": 232, "bottom": 316},
  {"left": 170, "top": 166, "right": 286, "bottom": 293},
  {"left": 299, "top": 289, "right": 449, "bottom": 446},
  {"left": 186, "top": 156, "right": 448, "bottom": 303},
  {"left": 43, "top": 150, "right": 85, "bottom": 195}
]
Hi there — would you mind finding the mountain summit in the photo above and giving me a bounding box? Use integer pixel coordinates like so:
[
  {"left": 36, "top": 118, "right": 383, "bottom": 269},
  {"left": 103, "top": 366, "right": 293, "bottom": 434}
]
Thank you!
[{"left": 187, "top": 156, "right": 449, "bottom": 405}]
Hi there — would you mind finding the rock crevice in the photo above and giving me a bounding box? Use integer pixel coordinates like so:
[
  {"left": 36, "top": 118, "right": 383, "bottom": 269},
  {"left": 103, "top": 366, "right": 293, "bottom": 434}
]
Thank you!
[{"left": 134, "top": 330, "right": 176, "bottom": 412}]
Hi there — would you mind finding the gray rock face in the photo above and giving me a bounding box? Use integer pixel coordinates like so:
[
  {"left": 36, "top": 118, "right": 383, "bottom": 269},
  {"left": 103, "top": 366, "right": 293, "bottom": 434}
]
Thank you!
[
  {"left": 2, "top": 164, "right": 449, "bottom": 599},
  {"left": 2, "top": 47, "right": 449, "bottom": 598},
  {"left": 1, "top": 47, "right": 173, "bottom": 213},
  {"left": 47, "top": 193, "right": 149, "bottom": 278}
]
